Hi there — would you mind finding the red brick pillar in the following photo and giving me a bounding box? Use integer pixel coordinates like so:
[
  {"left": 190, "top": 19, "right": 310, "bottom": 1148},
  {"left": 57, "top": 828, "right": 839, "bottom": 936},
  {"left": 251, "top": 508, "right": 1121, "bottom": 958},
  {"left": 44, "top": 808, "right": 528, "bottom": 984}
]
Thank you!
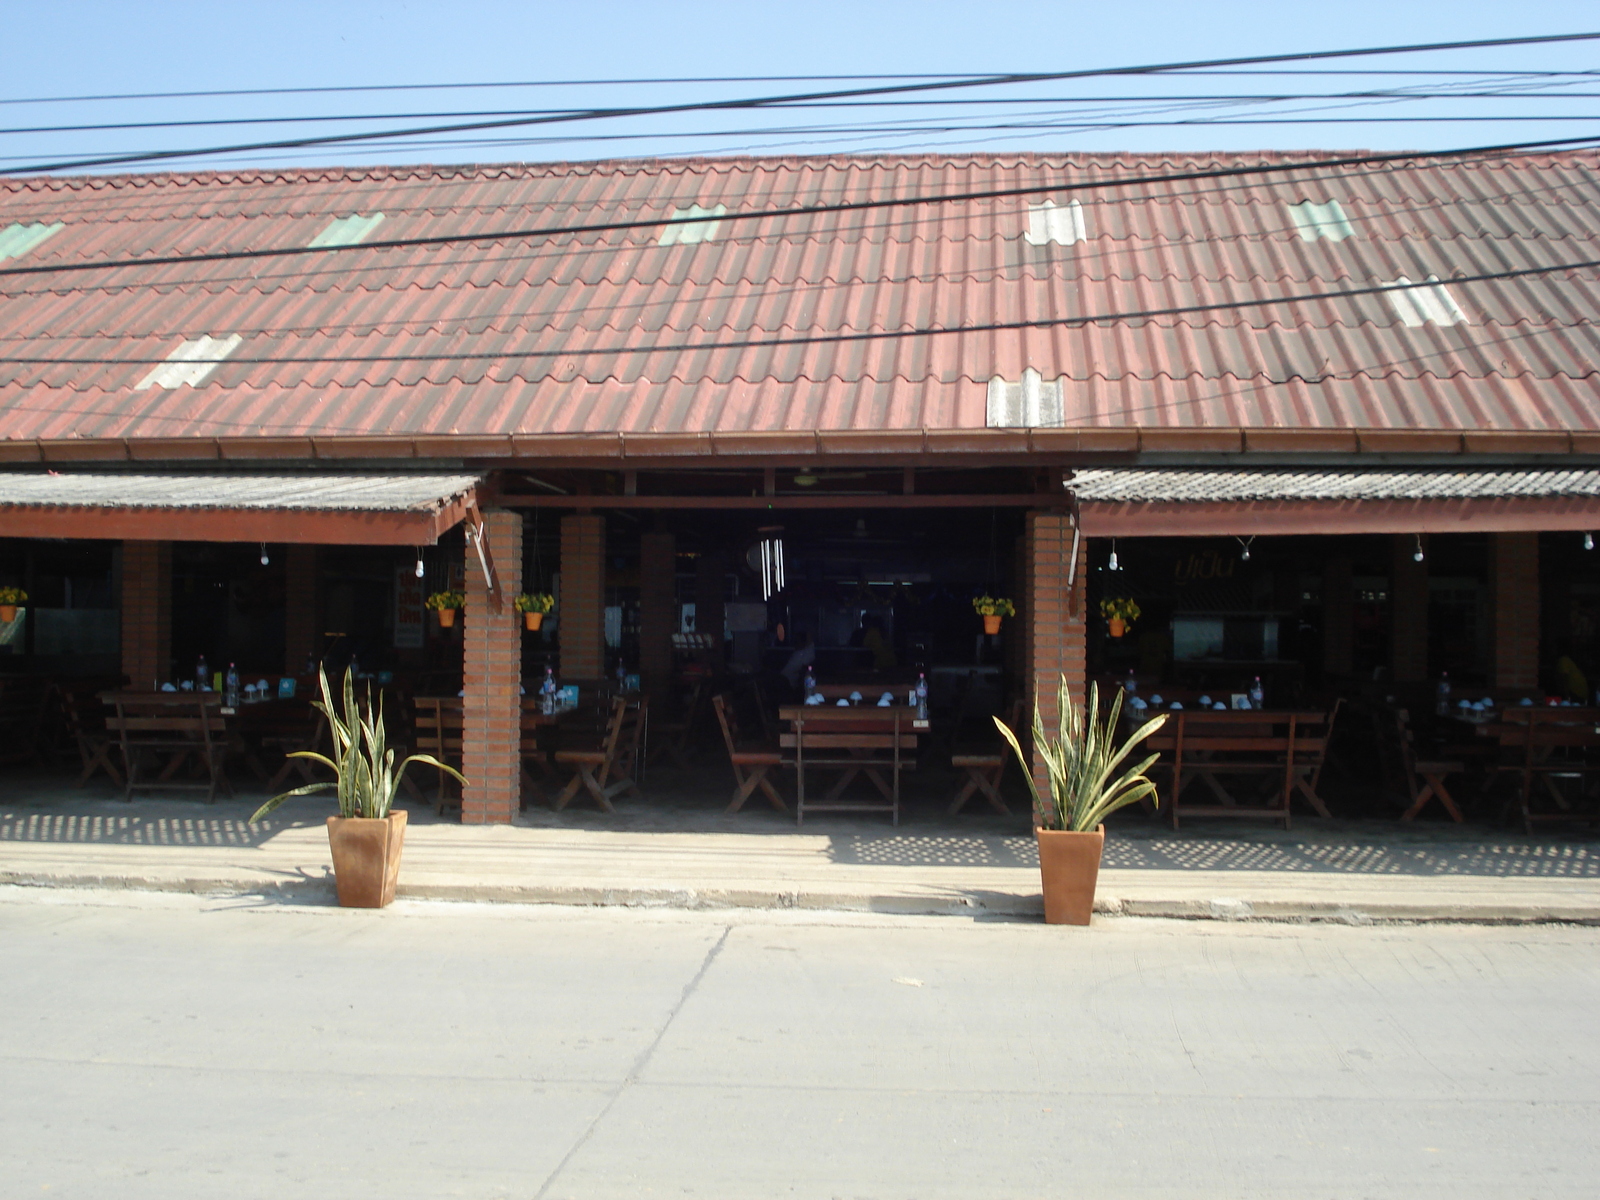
[
  {"left": 559, "top": 514, "right": 605, "bottom": 680},
  {"left": 1322, "top": 555, "right": 1353, "bottom": 677},
  {"left": 1026, "top": 512, "right": 1087, "bottom": 808},
  {"left": 284, "top": 545, "right": 318, "bottom": 674},
  {"left": 1491, "top": 532, "right": 1540, "bottom": 690},
  {"left": 1391, "top": 535, "right": 1428, "bottom": 683},
  {"left": 639, "top": 532, "right": 676, "bottom": 700},
  {"left": 461, "top": 510, "right": 523, "bottom": 825},
  {"left": 120, "top": 541, "right": 171, "bottom": 689}
]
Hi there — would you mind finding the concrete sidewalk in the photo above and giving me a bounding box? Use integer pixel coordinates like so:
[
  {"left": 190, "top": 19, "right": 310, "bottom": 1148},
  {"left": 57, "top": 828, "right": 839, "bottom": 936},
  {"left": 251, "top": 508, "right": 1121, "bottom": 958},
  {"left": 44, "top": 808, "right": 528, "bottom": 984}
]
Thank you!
[{"left": 4, "top": 790, "right": 1600, "bottom": 923}]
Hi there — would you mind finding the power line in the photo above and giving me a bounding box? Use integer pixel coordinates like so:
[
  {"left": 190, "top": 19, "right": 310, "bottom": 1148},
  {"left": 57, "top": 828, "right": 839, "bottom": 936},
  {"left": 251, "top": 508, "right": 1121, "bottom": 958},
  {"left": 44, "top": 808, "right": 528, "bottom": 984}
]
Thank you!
[
  {"left": 9, "top": 89, "right": 1600, "bottom": 138},
  {"left": 6, "top": 31, "right": 1598, "bottom": 175},
  {"left": 5, "top": 134, "right": 1598, "bottom": 280},
  {"left": 3, "top": 257, "right": 1596, "bottom": 371}
]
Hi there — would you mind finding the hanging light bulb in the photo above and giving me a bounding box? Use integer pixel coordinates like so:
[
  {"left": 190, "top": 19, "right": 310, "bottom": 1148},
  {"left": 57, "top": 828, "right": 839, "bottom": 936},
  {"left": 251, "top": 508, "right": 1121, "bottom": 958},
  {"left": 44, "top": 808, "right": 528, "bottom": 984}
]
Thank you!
[
  {"left": 1413, "top": 533, "right": 1425, "bottom": 563},
  {"left": 1586, "top": 533, "right": 1595, "bottom": 552},
  {"left": 1107, "top": 539, "right": 1119, "bottom": 572},
  {"left": 414, "top": 549, "right": 425, "bottom": 579},
  {"left": 1238, "top": 536, "right": 1254, "bottom": 562},
  {"left": 259, "top": 543, "right": 269, "bottom": 566}
]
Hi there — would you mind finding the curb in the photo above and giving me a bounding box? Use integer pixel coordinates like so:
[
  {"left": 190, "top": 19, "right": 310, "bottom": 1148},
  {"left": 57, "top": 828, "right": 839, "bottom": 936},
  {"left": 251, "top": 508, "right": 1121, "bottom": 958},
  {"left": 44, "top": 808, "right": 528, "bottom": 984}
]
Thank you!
[{"left": 5, "top": 869, "right": 1600, "bottom": 925}]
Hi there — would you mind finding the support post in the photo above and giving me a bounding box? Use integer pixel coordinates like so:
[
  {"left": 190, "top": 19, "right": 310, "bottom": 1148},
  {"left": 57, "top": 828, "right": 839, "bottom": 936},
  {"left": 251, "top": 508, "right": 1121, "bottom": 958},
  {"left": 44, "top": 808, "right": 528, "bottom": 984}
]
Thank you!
[
  {"left": 120, "top": 540, "right": 171, "bottom": 689},
  {"left": 462, "top": 510, "right": 524, "bottom": 825},
  {"left": 639, "top": 532, "right": 676, "bottom": 701},
  {"left": 695, "top": 551, "right": 726, "bottom": 658},
  {"left": 284, "top": 545, "right": 318, "bottom": 674},
  {"left": 1322, "top": 555, "right": 1353, "bottom": 678},
  {"left": 1026, "top": 512, "right": 1086, "bottom": 813},
  {"left": 558, "top": 514, "right": 605, "bottom": 680},
  {"left": 1491, "top": 532, "right": 1540, "bottom": 690},
  {"left": 1391, "top": 534, "right": 1429, "bottom": 684}
]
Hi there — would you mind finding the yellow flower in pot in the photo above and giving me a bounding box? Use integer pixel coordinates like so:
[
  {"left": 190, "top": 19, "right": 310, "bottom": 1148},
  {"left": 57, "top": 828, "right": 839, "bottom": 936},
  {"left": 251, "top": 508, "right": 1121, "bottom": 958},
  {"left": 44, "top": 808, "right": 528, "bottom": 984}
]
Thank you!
[
  {"left": 972, "top": 594, "right": 1016, "bottom": 635},
  {"left": 994, "top": 677, "right": 1166, "bottom": 925},
  {"left": 0, "top": 585, "right": 25, "bottom": 625},
  {"left": 250, "top": 666, "right": 466, "bottom": 908},
  {"left": 513, "top": 592, "right": 555, "bottom": 631},
  {"left": 1099, "top": 596, "right": 1140, "bottom": 638},
  {"left": 425, "top": 589, "right": 465, "bottom": 628}
]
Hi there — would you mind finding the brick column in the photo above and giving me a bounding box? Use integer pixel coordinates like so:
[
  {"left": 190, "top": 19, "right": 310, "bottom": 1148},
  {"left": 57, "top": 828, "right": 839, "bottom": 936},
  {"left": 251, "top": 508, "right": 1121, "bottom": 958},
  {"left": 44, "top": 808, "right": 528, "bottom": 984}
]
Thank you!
[
  {"left": 558, "top": 514, "right": 605, "bottom": 680},
  {"left": 639, "top": 532, "right": 676, "bottom": 700},
  {"left": 1026, "top": 513, "right": 1087, "bottom": 808},
  {"left": 1322, "top": 555, "right": 1353, "bottom": 677},
  {"left": 1491, "top": 532, "right": 1540, "bottom": 690},
  {"left": 461, "top": 510, "right": 523, "bottom": 825},
  {"left": 284, "top": 545, "right": 318, "bottom": 674},
  {"left": 1391, "top": 535, "right": 1429, "bottom": 683},
  {"left": 120, "top": 541, "right": 171, "bottom": 689}
]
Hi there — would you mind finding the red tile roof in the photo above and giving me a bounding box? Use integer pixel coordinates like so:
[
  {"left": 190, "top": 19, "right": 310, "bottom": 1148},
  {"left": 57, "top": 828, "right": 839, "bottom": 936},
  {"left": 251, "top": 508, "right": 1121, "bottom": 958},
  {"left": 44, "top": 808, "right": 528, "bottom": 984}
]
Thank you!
[{"left": 2, "top": 151, "right": 1598, "bottom": 452}]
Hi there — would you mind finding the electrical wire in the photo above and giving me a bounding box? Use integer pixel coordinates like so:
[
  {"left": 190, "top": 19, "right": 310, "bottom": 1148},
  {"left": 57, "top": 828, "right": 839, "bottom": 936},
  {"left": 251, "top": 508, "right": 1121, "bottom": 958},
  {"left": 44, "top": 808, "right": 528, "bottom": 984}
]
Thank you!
[
  {"left": 5, "top": 30, "right": 1597, "bottom": 175},
  {"left": 5, "top": 133, "right": 1599, "bottom": 281}
]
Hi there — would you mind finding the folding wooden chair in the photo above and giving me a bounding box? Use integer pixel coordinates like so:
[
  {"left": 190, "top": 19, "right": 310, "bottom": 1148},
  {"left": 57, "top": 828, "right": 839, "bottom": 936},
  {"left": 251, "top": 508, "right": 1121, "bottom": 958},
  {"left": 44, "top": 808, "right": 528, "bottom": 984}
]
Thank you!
[
  {"left": 553, "top": 695, "right": 646, "bottom": 812},
  {"left": 1394, "top": 708, "right": 1466, "bottom": 822},
  {"left": 59, "top": 687, "right": 123, "bottom": 787},
  {"left": 949, "top": 698, "right": 1024, "bottom": 816},
  {"left": 411, "top": 697, "right": 465, "bottom": 815},
  {"left": 713, "top": 692, "right": 788, "bottom": 814},
  {"left": 647, "top": 678, "right": 705, "bottom": 768}
]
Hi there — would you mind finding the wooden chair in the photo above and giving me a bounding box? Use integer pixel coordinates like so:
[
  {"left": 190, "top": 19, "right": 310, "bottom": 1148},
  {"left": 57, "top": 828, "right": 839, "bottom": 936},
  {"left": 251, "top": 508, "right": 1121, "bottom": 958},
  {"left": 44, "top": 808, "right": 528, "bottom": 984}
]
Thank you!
[
  {"left": 519, "top": 698, "right": 557, "bottom": 808},
  {"left": 411, "top": 697, "right": 465, "bottom": 815},
  {"left": 58, "top": 687, "right": 123, "bottom": 787},
  {"left": 713, "top": 692, "right": 788, "bottom": 814},
  {"left": 553, "top": 695, "right": 646, "bottom": 812},
  {"left": 263, "top": 707, "right": 329, "bottom": 790},
  {"left": 1392, "top": 708, "right": 1466, "bottom": 822},
  {"left": 647, "top": 678, "right": 705, "bottom": 768},
  {"left": 106, "top": 692, "right": 232, "bottom": 803},
  {"left": 949, "top": 698, "right": 1024, "bottom": 816}
]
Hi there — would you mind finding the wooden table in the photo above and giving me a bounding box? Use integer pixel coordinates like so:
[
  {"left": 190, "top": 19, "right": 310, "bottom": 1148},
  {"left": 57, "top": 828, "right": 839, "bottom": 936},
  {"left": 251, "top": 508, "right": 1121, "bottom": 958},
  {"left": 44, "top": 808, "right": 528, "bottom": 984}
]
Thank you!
[
  {"left": 100, "top": 689, "right": 233, "bottom": 802},
  {"left": 1475, "top": 708, "right": 1600, "bottom": 831},
  {"left": 778, "top": 704, "right": 928, "bottom": 826},
  {"left": 1142, "top": 709, "right": 1332, "bottom": 830}
]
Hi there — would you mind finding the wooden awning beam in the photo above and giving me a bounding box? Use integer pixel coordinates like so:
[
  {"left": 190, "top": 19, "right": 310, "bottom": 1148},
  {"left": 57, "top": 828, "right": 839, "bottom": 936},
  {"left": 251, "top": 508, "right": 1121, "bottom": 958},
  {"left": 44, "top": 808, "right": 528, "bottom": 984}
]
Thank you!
[{"left": 1079, "top": 495, "right": 1600, "bottom": 537}]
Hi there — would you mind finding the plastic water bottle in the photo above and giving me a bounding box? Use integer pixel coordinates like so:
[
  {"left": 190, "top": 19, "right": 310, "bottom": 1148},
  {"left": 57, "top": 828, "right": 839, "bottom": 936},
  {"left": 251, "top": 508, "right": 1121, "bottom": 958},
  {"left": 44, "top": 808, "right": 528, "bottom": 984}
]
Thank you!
[
  {"left": 195, "top": 654, "right": 209, "bottom": 691},
  {"left": 1250, "top": 676, "right": 1265, "bottom": 709},
  {"left": 804, "top": 667, "right": 816, "bottom": 699},
  {"left": 541, "top": 666, "right": 557, "bottom": 715},
  {"left": 916, "top": 672, "right": 928, "bottom": 720},
  {"left": 1435, "top": 671, "right": 1452, "bottom": 717},
  {"left": 616, "top": 659, "right": 627, "bottom": 692},
  {"left": 224, "top": 663, "right": 240, "bottom": 707},
  {"left": 1124, "top": 668, "right": 1137, "bottom": 695}
]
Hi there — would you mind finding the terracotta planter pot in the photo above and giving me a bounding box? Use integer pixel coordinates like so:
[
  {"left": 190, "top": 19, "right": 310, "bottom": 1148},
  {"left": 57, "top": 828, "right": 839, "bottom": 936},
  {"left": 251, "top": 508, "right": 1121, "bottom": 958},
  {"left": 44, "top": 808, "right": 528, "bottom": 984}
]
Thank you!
[
  {"left": 326, "top": 810, "right": 407, "bottom": 908},
  {"left": 983, "top": 614, "right": 1003, "bottom": 635},
  {"left": 1035, "top": 824, "right": 1105, "bottom": 926},
  {"left": 1108, "top": 617, "right": 1126, "bottom": 638},
  {"left": 0, "top": 605, "right": 15, "bottom": 624},
  {"left": 523, "top": 611, "right": 544, "bottom": 631},
  {"left": 436, "top": 608, "right": 457, "bottom": 628}
]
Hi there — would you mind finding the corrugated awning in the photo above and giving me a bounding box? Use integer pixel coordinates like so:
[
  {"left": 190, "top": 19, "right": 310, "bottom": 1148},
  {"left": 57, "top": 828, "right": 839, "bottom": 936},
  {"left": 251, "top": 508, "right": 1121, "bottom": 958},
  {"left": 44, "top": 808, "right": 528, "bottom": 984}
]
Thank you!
[
  {"left": 1073, "top": 469, "right": 1600, "bottom": 536},
  {"left": 0, "top": 471, "right": 480, "bottom": 545}
]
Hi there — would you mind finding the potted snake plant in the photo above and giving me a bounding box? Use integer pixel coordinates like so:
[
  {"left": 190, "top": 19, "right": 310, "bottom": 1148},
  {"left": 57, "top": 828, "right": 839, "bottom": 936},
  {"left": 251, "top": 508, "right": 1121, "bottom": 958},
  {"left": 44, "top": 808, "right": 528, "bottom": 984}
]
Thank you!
[
  {"left": 995, "top": 676, "right": 1167, "bottom": 925},
  {"left": 250, "top": 666, "right": 466, "bottom": 908}
]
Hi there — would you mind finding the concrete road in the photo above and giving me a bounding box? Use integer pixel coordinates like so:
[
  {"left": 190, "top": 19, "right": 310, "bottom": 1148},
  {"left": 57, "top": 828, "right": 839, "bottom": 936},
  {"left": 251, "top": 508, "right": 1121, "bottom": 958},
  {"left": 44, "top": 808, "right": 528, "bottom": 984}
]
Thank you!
[{"left": 2, "top": 888, "right": 1597, "bottom": 1199}]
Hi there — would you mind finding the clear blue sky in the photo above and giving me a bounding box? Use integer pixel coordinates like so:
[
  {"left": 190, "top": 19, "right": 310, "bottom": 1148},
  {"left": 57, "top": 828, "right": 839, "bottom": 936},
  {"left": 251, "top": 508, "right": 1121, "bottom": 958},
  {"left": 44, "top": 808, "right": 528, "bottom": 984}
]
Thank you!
[{"left": 3, "top": 1, "right": 1598, "bottom": 173}]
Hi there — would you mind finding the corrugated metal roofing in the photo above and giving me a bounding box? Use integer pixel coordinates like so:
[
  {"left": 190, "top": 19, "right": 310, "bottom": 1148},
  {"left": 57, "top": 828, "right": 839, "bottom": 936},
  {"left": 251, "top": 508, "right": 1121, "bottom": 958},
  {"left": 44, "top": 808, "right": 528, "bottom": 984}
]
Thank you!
[
  {"left": 0, "top": 471, "right": 479, "bottom": 511},
  {"left": 1, "top": 151, "right": 1598, "bottom": 447},
  {"left": 1072, "top": 467, "right": 1600, "bottom": 503}
]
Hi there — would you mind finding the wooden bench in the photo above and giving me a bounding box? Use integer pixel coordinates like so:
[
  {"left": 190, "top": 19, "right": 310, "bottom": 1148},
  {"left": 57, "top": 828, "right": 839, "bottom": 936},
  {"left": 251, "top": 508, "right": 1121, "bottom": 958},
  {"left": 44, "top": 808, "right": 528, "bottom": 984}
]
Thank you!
[
  {"left": 1491, "top": 708, "right": 1600, "bottom": 833},
  {"left": 1145, "top": 709, "right": 1331, "bottom": 830},
  {"left": 713, "top": 692, "right": 788, "bottom": 814},
  {"left": 780, "top": 706, "right": 919, "bottom": 827},
  {"left": 105, "top": 691, "right": 232, "bottom": 803}
]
